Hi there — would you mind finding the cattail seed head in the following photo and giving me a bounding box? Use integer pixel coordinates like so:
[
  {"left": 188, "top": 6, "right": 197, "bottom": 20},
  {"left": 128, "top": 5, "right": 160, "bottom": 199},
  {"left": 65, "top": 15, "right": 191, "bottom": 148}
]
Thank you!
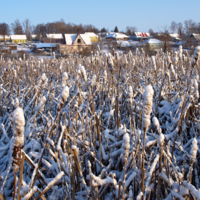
[
  {"left": 142, "top": 85, "right": 154, "bottom": 133},
  {"left": 12, "top": 107, "right": 25, "bottom": 172}
]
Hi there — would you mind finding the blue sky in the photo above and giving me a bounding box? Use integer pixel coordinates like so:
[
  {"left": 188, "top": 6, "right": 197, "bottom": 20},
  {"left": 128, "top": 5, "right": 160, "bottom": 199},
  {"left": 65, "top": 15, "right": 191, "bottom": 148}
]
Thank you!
[{"left": 0, "top": 0, "right": 200, "bottom": 33}]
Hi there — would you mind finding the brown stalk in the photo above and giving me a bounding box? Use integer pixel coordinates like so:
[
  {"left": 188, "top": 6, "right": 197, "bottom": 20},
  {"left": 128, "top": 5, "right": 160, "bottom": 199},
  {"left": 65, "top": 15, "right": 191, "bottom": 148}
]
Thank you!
[{"left": 17, "top": 151, "right": 25, "bottom": 200}]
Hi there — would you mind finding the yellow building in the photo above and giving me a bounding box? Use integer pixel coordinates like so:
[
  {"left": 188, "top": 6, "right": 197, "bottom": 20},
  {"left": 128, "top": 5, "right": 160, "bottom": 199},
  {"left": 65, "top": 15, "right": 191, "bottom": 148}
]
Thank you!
[
  {"left": 0, "top": 35, "right": 10, "bottom": 42},
  {"left": 84, "top": 32, "right": 98, "bottom": 42},
  {"left": 10, "top": 35, "right": 27, "bottom": 43}
]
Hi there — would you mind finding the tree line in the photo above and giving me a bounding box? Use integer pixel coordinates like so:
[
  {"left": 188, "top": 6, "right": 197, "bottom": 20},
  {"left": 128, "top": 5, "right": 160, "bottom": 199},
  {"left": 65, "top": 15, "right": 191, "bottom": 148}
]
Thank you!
[
  {"left": 1, "top": 19, "right": 200, "bottom": 41},
  {"left": 0, "top": 19, "right": 99, "bottom": 41}
]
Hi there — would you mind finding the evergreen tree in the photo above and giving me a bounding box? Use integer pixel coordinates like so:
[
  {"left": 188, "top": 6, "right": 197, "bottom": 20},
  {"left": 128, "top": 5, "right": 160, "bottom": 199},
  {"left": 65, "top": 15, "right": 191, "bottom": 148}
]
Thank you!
[{"left": 114, "top": 26, "right": 118, "bottom": 33}]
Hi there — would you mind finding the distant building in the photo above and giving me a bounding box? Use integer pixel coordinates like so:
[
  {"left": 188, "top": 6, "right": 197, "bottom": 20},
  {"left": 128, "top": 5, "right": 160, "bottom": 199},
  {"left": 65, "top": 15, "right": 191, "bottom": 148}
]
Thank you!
[
  {"left": 44, "top": 34, "right": 64, "bottom": 44},
  {"left": 60, "top": 34, "right": 91, "bottom": 54},
  {"left": 10, "top": 35, "right": 27, "bottom": 43},
  {"left": 31, "top": 34, "right": 42, "bottom": 41},
  {"left": 169, "top": 33, "right": 181, "bottom": 42},
  {"left": 130, "top": 32, "right": 150, "bottom": 41},
  {"left": 189, "top": 33, "right": 200, "bottom": 46},
  {"left": 32, "top": 43, "right": 58, "bottom": 52},
  {"left": 0, "top": 35, "right": 10, "bottom": 42},
  {"left": 84, "top": 32, "right": 98, "bottom": 42},
  {"left": 105, "top": 33, "right": 129, "bottom": 41},
  {"left": 97, "top": 32, "right": 108, "bottom": 38},
  {"left": 137, "top": 38, "right": 164, "bottom": 50}
]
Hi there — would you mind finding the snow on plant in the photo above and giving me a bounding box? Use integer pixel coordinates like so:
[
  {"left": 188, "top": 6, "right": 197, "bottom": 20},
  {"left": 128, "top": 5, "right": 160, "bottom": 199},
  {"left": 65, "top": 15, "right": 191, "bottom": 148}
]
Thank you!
[
  {"left": 142, "top": 85, "right": 154, "bottom": 133},
  {"left": 1, "top": 46, "right": 200, "bottom": 199}
]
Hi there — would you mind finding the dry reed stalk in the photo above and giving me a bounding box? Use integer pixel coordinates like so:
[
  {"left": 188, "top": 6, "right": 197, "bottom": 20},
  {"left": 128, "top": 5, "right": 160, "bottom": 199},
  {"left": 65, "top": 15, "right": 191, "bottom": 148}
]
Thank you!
[
  {"left": 35, "top": 172, "right": 64, "bottom": 200},
  {"left": 17, "top": 151, "right": 25, "bottom": 200},
  {"left": 95, "top": 115, "right": 102, "bottom": 171},
  {"left": 171, "top": 48, "right": 200, "bottom": 157},
  {"left": 155, "top": 62, "right": 171, "bottom": 115},
  {"left": 0, "top": 192, "right": 4, "bottom": 200}
]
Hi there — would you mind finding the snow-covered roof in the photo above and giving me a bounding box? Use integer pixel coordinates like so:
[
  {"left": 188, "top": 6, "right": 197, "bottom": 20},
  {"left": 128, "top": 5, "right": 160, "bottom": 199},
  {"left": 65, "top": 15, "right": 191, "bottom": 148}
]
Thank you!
[
  {"left": 169, "top": 33, "right": 179, "bottom": 38},
  {"left": 10, "top": 35, "right": 27, "bottom": 40},
  {"left": 84, "top": 32, "right": 98, "bottom": 38},
  {"left": 0, "top": 35, "right": 10, "bottom": 39},
  {"left": 137, "top": 38, "right": 163, "bottom": 47},
  {"left": 146, "top": 38, "right": 163, "bottom": 44},
  {"left": 105, "top": 33, "right": 129, "bottom": 39},
  {"left": 134, "top": 32, "right": 150, "bottom": 38},
  {"left": 144, "top": 38, "right": 163, "bottom": 44},
  {"left": 34, "top": 43, "right": 57, "bottom": 48},
  {"left": 190, "top": 33, "right": 200, "bottom": 40},
  {"left": 169, "top": 33, "right": 181, "bottom": 40},
  {"left": 64, "top": 34, "right": 77, "bottom": 45},
  {"left": 117, "top": 40, "right": 132, "bottom": 47},
  {"left": 80, "top": 34, "right": 91, "bottom": 45},
  {"left": 64, "top": 34, "right": 91, "bottom": 45},
  {"left": 46, "top": 34, "right": 63, "bottom": 39}
]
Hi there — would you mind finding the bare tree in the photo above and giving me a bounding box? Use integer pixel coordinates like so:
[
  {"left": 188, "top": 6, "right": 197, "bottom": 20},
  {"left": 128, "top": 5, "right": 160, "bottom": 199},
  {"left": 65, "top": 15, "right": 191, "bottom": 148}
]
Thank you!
[
  {"left": 184, "top": 19, "right": 196, "bottom": 35},
  {"left": 0, "top": 23, "right": 10, "bottom": 43},
  {"left": 23, "top": 19, "right": 31, "bottom": 40},
  {"left": 177, "top": 22, "right": 183, "bottom": 36},
  {"left": 170, "top": 21, "right": 177, "bottom": 33},
  {"left": 11, "top": 20, "right": 23, "bottom": 34}
]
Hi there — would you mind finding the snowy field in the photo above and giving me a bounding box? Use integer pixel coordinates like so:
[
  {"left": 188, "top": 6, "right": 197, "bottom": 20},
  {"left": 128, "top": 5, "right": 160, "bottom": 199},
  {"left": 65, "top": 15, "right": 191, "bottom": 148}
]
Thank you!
[{"left": 0, "top": 46, "right": 200, "bottom": 199}]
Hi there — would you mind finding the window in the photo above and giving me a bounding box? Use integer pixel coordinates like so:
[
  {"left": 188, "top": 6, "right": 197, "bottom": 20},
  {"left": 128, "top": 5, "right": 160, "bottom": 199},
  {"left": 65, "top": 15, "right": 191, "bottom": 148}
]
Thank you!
[
  {"left": 77, "top": 39, "right": 81, "bottom": 43},
  {"left": 71, "top": 46, "right": 73, "bottom": 50}
]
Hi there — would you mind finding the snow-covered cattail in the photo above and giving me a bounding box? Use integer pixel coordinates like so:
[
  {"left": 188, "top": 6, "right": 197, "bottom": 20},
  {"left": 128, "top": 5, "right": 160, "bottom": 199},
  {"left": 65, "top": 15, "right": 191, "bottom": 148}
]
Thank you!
[
  {"left": 136, "top": 48, "right": 138, "bottom": 56},
  {"left": 92, "top": 74, "right": 96, "bottom": 87},
  {"left": 179, "top": 45, "right": 183, "bottom": 60},
  {"left": 103, "top": 70, "right": 107, "bottom": 83},
  {"left": 76, "top": 69, "right": 81, "bottom": 81},
  {"left": 36, "top": 96, "right": 46, "bottom": 112},
  {"left": 193, "top": 79, "right": 199, "bottom": 101},
  {"left": 62, "top": 72, "right": 68, "bottom": 87},
  {"left": 15, "top": 98, "right": 19, "bottom": 109},
  {"left": 108, "top": 53, "right": 114, "bottom": 72},
  {"left": 152, "top": 116, "right": 161, "bottom": 135},
  {"left": 53, "top": 52, "right": 55, "bottom": 60},
  {"left": 97, "top": 44, "right": 101, "bottom": 54},
  {"left": 171, "top": 64, "right": 177, "bottom": 81},
  {"left": 115, "top": 52, "right": 119, "bottom": 61},
  {"left": 122, "top": 133, "right": 130, "bottom": 165},
  {"left": 128, "top": 86, "right": 133, "bottom": 99},
  {"left": 192, "top": 46, "right": 200, "bottom": 68},
  {"left": 151, "top": 56, "right": 156, "bottom": 71},
  {"left": 12, "top": 107, "right": 25, "bottom": 172},
  {"left": 80, "top": 65, "right": 87, "bottom": 82},
  {"left": 132, "top": 58, "right": 135, "bottom": 68},
  {"left": 142, "top": 85, "right": 154, "bottom": 133},
  {"left": 61, "top": 86, "right": 69, "bottom": 103},
  {"left": 190, "top": 138, "right": 198, "bottom": 163}
]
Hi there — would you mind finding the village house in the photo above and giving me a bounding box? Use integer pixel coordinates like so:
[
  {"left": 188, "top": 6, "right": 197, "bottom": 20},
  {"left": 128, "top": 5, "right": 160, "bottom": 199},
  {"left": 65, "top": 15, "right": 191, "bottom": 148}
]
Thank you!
[
  {"left": 84, "top": 32, "right": 99, "bottom": 42},
  {"left": 32, "top": 43, "right": 58, "bottom": 52},
  {"left": 0, "top": 35, "right": 10, "bottom": 42},
  {"left": 168, "top": 33, "right": 181, "bottom": 43},
  {"left": 10, "top": 35, "right": 27, "bottom": 44},
  {"left": 44, "top": 34, "right": 64, "bottom": 44},
  {"left": 130, "top": 32, "right": 151, "bottom": 41},
  {"left": 189, "top": 33, "right": 200, "bottom": 46},
  {"left": 105, "top": 32, "right": 129, "bottom": 41},
  {"left": 137, "top": 38, "right": 164, "bottom": 51},
  {"left": 60, "top": 34, "right": 91, "bottom": 54}
]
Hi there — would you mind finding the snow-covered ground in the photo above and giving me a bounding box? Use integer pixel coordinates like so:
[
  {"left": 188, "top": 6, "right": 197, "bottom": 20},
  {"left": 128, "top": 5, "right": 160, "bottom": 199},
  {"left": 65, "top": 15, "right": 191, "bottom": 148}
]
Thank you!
[{"left": 0, "top": 46, "right": 200, "bottom": 199}]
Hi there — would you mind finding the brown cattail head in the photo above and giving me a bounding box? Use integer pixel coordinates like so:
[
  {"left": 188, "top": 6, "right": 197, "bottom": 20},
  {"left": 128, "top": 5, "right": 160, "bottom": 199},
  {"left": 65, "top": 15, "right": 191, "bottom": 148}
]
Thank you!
[
  {"left": 12, "top": 107, "right": 25, "bottom": 172},
  {"left": 192, "top": 46, "right": 200, "bottom": 68}
]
